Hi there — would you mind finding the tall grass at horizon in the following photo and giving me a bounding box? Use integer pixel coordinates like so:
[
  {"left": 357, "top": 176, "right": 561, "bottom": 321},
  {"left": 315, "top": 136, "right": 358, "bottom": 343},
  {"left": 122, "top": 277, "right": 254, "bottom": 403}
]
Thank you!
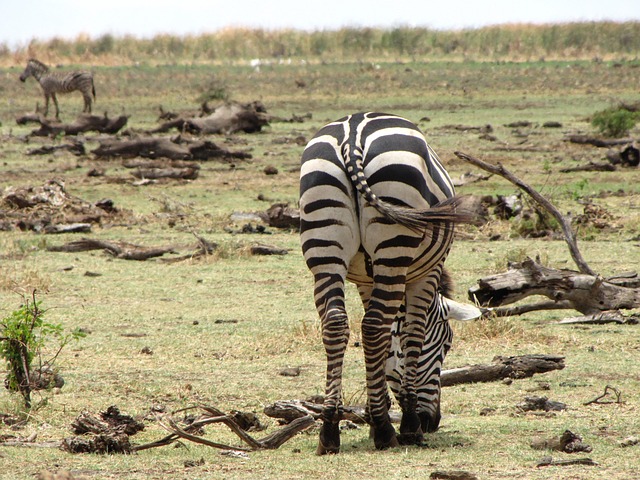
[{"left": 2, "top": 21, "right": 639, "bottom": 67}]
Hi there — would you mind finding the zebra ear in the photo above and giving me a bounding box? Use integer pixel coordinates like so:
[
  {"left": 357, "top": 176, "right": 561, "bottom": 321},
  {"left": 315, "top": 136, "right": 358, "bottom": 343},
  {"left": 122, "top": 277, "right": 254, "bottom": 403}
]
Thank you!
[{"left": 443, "top": 297, "right": 483, "bottom": 321}]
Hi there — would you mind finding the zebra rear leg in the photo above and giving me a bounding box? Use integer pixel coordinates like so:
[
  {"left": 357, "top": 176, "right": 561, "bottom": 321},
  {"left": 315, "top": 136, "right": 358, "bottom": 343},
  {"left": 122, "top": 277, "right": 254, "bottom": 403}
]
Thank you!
[
  {"left": 83, "top": 93, "right": 92, "bottom": 114},
  {"left": 316, "top": 289, "right": 351, "bottom": 455}
]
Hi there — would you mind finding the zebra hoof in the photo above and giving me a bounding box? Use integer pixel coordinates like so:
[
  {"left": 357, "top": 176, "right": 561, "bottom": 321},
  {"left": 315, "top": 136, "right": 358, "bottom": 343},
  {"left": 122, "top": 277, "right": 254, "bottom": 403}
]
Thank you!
[
  {"left": 397, "top": 431, "right": 424, "bottom": 446},
  {"left": 418, "top": 410, "right": 442, "bottom": 433},
  {"left": 316, "top": 422, "right": 340, "bottom": 455},
  {"left": 372, "top": 421, "right": 399, "bottom": 450}
]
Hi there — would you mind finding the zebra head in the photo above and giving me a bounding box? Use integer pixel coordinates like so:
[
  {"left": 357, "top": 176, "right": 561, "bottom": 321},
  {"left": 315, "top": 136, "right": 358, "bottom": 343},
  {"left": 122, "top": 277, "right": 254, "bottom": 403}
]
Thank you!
[{"left": 20, "top": 58, "right": 49, "bottom": 82}]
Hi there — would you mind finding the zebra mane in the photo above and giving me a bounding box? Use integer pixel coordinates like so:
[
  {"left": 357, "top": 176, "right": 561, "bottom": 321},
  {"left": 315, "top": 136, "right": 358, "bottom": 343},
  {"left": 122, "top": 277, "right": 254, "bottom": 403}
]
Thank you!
[{"left": 27, "top": 58, "right": 49, "bottom": 72}]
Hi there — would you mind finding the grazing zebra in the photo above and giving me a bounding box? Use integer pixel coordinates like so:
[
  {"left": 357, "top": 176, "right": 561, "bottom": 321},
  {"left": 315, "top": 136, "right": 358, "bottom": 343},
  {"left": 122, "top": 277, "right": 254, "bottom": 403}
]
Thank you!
[
  {"left": 300, "top": 112, "right": 474, "bottom": 454},
  {"left": 385, "top": 270, "right": 481, "bottom": 434},
  {"left": 19, "top": 58, "right": 95, "bottom": 119}
]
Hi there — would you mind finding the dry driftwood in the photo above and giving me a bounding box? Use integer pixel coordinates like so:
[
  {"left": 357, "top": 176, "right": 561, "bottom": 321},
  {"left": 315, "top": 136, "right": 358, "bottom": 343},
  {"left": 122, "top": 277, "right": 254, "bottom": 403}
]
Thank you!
[
  {"left": 92, "top": 136, "right": 251, "bottom": 161},
  {"left": 47, "top": 237, "right": 176, "bottom": 260},
  {"left": 440, "top": 354, "right": 565, "bottom": 386},
  {"left": 258, "top": 203, "right": 301, "bottom": 229},
  {"left": 27, "top": 141, "right": 86, "bottom": 156},
  {"left": 19, "top": 113, "right": 128, "bottom": 136},
  {"left": 564, "top": 134, "right": 634, "bottom": 148},
  {"left": 468, "top": 257, "right": 640, "bottom": 315},
  {"left": 559, "top": 161, "right": 617, "bottom": 173},
  {"left": 152, "top": 101, "right": 269, "bottom": 134},
  {"left": 135, "top": 405, "right": 314, "bottom": 453},
  {"left": 536, "top": 456, "right": 598, "bottom": 468},
  {"left": 130, "top": 166, "right": 199, "bottom": 180}
]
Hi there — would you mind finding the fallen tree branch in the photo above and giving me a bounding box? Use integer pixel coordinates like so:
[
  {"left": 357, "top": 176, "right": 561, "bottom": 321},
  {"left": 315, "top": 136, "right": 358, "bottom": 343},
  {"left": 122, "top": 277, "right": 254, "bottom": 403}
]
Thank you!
[
  {"left": 455, "top": 151, "right": 595, "bottom": 275},
  {"left": 135, "top": 405, "right": 315, "bottom": 453},
  {"left": 536, "top": 456, "right": 598, "bottom": 468},
  {"left": 19, "top": 113, "right": 129, "bottom": 136},
  {"left": 468, "top": 257, "right": 640, "bottom": 315},
  {"left": 440, "top": 354, "right": 565, "bottom": 386},
  {"left": 583, "top": 385, "right": 623, "bottom": 405}
]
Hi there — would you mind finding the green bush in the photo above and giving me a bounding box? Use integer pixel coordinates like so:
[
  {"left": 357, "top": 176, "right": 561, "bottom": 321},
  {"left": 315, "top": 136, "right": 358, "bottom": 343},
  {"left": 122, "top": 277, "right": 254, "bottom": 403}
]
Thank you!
[{"left": 591, "top": 107, "right": 638, "bottom": 138}]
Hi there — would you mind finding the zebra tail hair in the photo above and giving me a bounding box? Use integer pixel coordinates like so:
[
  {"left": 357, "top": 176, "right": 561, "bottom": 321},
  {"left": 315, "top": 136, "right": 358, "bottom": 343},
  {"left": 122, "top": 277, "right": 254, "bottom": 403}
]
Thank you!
[
  {"left": 343, "top": 144, "right": 477, "bottom": 232},
  {"left": 92, "top": 79, "right": 96, "bottom": 100}
]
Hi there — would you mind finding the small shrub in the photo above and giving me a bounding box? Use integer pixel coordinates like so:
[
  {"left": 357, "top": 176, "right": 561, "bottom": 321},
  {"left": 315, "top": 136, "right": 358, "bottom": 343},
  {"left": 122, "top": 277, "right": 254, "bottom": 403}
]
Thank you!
[
  {"left": 0, "top": 292, "right": 85, "bottom": 409},
  {"left": 591, "top": 107, "right": 638, "bottom": 138}
]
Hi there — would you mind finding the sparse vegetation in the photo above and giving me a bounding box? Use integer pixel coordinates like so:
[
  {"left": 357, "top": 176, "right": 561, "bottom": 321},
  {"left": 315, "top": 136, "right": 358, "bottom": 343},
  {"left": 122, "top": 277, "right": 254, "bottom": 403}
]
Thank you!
[
  {"left": 0, "top": 22, "right": 639, "bottom": 480},
  {"left": 591, "top": 106, "right": 639, "bottom": 138}
]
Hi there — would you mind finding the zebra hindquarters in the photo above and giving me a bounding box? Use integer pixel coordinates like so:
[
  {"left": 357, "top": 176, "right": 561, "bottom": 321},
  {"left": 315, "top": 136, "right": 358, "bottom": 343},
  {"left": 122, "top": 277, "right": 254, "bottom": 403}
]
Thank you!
[{"left": 300, "top": 160, "right": 360, "bottom": 455}]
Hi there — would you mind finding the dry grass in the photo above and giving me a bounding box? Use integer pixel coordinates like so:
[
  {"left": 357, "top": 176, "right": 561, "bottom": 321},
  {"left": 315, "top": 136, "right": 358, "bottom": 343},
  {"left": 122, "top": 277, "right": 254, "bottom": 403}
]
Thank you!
[{"left": 0, "top": 58, "right": 639, "bottom": 479}]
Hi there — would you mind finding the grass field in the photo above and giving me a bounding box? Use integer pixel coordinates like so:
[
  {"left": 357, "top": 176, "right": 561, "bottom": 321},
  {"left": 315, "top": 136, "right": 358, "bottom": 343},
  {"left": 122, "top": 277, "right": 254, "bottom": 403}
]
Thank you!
[{"left": 1, "top": 56, "right": 639, "bottom": 479}]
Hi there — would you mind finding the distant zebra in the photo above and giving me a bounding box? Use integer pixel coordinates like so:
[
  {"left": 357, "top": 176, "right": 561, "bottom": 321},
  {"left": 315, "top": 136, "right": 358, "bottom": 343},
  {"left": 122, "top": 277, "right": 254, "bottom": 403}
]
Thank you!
[
  {"left": 19, "top": 58, "right": 95, "bottom": 119},
  {"left": 300, "top": 112, "right": 474, "bottom": 454}
]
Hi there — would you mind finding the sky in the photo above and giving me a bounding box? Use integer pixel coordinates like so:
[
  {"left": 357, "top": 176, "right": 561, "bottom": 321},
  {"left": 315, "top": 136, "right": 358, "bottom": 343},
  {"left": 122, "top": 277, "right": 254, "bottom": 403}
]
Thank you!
[{"left": 1, "top": 0, "right": 639, "bottom": 48}]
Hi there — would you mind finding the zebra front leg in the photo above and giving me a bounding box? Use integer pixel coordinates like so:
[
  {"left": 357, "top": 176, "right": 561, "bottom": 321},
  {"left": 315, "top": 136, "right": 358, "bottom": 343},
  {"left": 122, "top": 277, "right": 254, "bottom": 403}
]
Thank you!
[
  {"left": 317, "top": 295, "right": 350, "bottom": 455},
  {"left": 51, "top": 93, "right": 60, "bottom": 120},
  {"left": 43, "top": 94, "right": 50, "bottom": 118},
  {"left": 397, "top": 279, "right": 439, "bottom": 445},
  {"left": 83, "top": 93, "right": 92, "bottom": 113},
  {"left": 361, "top": 287, "right": 406, "bottom": 450}
]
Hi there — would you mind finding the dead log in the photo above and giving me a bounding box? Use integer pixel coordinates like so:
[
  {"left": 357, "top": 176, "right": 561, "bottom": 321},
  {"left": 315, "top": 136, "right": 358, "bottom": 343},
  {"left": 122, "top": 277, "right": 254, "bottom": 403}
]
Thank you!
[
  {"left": 558, "top": 311, "right": 630, "bottom": 325},
  {"left": 43, "top": 223, "right": 92, "bottom": 234},
  {"left": 130, "top": 167, "right": 199, "bottom": 180},
  {"left": 152, "top": 101, "right": 270, "bottom": 135},
  {"left": 559, "top": 162, "right": 616, "bottom": 173},
  {"left": 92, "top": 136, "right": 251, "bottom": 161},
  {"left": 440, "top": 354, "right": 565, "bottom": 387},
  {"left": 564, "top": 134, "right": 634, "bottom": 148},
  {"left": 603, "top": 143, "right": 639, "bottom": 167},
  {"left": 250, "top": 243, "right": 289, "bottom": 256},
  {"left": 258, "top": 203, "right": 300, "bottom": 229},
  {"left": 469, "top": 257, "right": 640, "bottom": 315},
  {"left": 27, "top": 141, "right": 85, "bottom": 156},
  {"left": 47, "top": 237, "right": 176, "bottom": 260},
  {"left": 536, "top": 457, "right": 598, "bottom": 467},
  {"left": 24, "top": 113, "right": 128, "bottom": 137}
]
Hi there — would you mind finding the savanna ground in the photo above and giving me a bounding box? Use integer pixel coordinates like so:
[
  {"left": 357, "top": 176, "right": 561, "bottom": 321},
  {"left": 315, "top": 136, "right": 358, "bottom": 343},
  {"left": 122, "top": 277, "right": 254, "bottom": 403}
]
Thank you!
[{"left": 1, "top": 53, "right": 639, "bottom": 479}]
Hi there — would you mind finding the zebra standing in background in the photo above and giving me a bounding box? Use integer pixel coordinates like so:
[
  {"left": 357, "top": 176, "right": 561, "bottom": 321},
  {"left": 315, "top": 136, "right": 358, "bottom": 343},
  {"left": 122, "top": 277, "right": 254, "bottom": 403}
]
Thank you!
[
  {"left": 300, "top": 112, "right": 474, "bottom": 454},
  {"left": 19, "top": 58, "right": 96, "bottom": 119}
]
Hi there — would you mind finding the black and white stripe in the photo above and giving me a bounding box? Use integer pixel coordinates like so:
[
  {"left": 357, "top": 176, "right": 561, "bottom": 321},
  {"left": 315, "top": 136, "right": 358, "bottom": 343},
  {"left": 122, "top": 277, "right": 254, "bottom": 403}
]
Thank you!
[
  {"left": 385, "top": 271, "right": 481, "bottom": 434},
  {"left": 19, "top": 58, "right": 96, "bottom": 119},
  {"left": 300, "top": 112, "right": 473, "bottom": 453}
]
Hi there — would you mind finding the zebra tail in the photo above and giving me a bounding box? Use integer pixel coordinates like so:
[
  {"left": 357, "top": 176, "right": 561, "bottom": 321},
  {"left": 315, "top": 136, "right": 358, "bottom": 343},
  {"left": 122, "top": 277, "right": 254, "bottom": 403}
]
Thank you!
[
  {"left": 343, "top": 145, "right": 476, "bottom": 231},
  {"left": 92, "top": 79, "right": 96, "bottom": 100}
]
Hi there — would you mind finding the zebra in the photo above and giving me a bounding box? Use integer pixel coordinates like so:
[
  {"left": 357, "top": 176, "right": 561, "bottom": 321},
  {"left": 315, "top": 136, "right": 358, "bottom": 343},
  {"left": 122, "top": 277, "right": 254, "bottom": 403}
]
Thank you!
[
  {"left": 19, "top": 58, "right": 96, "bottom": 119},
  {"left": 385, "top": 269, "right": 481, "bottom": 434},
  {"left": 299, "top": 112, "right": 474, "bottom": 454}
]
